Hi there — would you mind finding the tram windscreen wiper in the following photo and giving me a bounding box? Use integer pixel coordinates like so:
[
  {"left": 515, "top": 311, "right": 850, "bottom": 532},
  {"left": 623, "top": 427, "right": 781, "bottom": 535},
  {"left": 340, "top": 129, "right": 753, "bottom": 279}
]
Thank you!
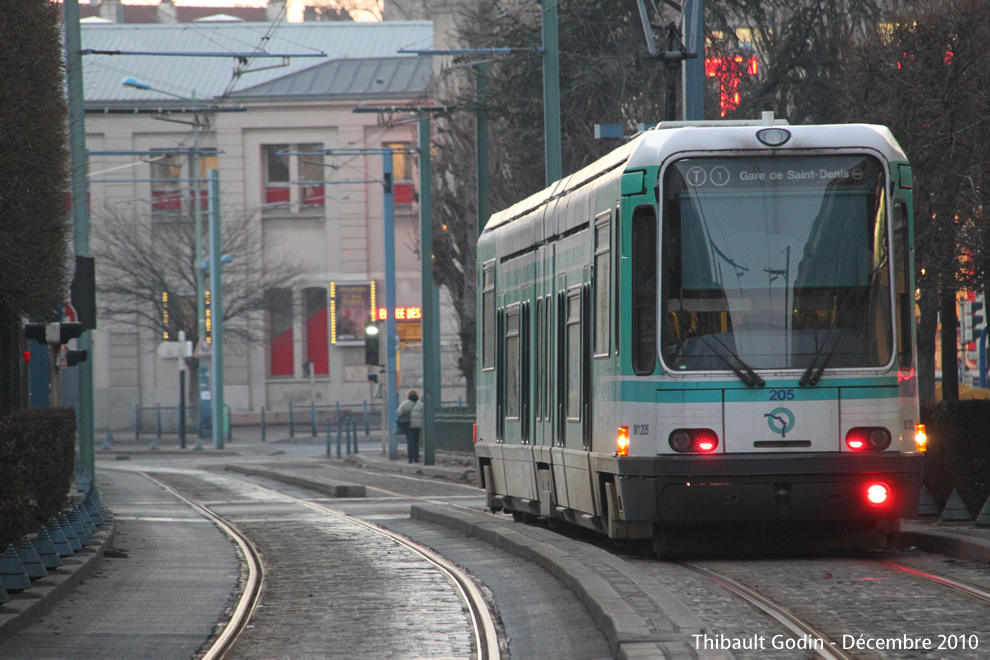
[
  {"left": 799, "top": 328, "right": 844, "bottom": 387},
  {"left": 691, "top": 317, "right": 766, "bottom": 388}
]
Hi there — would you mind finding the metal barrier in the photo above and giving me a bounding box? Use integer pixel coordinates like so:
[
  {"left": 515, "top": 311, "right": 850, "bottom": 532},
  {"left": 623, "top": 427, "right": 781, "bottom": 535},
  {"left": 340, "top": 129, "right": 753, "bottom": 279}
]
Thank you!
[
  {"left": 134, "top": 404, "right": 230, "bottom": 444},
  {"left": 287, "top": 401, "right": 380, "bottom": 439}
]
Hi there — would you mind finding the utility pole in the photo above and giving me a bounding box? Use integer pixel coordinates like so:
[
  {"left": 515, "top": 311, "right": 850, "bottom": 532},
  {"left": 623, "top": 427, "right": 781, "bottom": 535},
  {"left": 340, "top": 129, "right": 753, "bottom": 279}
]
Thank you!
[
  {"left": 541, "top": 0, "right": 562, "bottom": 184},
  {"left": 682, "top": 0, "right": 705, "bottom": 120},
  {"left": 418, "top": 117, "right": 440, "bottom": 466},
  {"left": 64, "top": 0, "right": 95, "bottom": 491},
  {"left": 208, "top": 170, "right": 225, "bottom": 449}
]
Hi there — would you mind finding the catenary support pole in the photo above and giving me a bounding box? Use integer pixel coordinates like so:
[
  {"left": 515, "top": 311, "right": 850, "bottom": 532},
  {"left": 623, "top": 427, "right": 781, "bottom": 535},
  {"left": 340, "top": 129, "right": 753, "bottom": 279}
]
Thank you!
[
  {"left": 64, "top": 0, "right": 95, "bottom": 491},
  {"left": 682, "top": 0, "right": 705, "bottom": 121},
  {"left": 541, "top": 0, "right": 562, "bottom": 185},
  {"left": 419, "top": 117, "right": 440, "bottom": 466},
  {"left": 208, "top": 170, "right": 224, "bottom": 449},
  {"left": 383, "top": 149, "right": 399, "bottom": 460}
]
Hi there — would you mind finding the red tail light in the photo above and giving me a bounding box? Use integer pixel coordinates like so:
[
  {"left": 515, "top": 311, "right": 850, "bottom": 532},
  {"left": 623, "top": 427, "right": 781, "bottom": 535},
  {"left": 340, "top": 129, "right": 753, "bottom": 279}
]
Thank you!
[
  {"left": 669, "top": 429, "right": 719, "bottom": 453},
  {"left": 472, "top": 423, "right": 477, "bottom": 444},
  {"left": 866, "top": 483, "right": 890, "bottom": 505}
]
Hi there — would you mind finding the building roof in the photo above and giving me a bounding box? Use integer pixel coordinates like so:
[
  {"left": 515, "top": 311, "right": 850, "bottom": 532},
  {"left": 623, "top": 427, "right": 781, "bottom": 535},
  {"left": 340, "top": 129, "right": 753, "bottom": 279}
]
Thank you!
[
  {"left": 82, "top": 21, "right": 434, "bottom": 109},
  {"left": 229, "top": 56, "right": 433, "bottom": 101},
  {"left": 79, "top": 5, "right": 269, "bottom": 23}
]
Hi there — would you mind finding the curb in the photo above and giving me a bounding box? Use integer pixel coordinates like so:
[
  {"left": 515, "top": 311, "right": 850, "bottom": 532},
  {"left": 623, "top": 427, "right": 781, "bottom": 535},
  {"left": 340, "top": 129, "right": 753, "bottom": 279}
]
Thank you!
[
  {"left": 223, "top": 464, "right": 368, "bottom": 497},
  {"left": 411, "top": 503, "right": 727, "bottom": 660},
  {"left": 896, "top": 524, "right": 990, "bottom": 562},
  {"left": 0, "top": 523, "right": 116, "bottom": 644}
]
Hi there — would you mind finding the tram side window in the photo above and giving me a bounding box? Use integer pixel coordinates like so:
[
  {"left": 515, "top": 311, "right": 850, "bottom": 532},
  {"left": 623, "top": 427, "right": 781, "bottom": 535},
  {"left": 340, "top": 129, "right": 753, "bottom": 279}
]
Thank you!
[
  {"left": 566, "top": 291, "right": 582, "bottom": 419},
  {"left": 482, "top": 262, "right": 495, "bottom": 370},
  {"left": 893, "top": 202, "right": 912, "bottom": 368},
  {"left": 632, "top": 207, "right": 658, "bottom": 375},
  {"left": 506, "top": 307, "right": 520, "bottom": 418},
  {"left": 594, "top": 214, "right": 611, "bottom": 357}
]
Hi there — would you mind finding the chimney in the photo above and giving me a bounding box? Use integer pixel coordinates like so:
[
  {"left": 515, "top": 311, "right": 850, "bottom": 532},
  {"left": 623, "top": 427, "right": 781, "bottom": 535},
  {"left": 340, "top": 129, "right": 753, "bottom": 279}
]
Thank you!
[
  {"left": 99, "top": 0, "right": 124, "bottom": 23},
  {"left": 157, "top": 0, "right": 177, "bottom": 23},
  {"left": 267, "top": 0, "right": 286, "bottom": 22}
]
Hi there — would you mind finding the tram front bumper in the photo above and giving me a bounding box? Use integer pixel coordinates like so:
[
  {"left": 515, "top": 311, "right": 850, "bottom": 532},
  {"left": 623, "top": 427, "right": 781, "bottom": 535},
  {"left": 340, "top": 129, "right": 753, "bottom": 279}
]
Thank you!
[{"left": 598, "top": 453, "right": 925, "bottom": 524}]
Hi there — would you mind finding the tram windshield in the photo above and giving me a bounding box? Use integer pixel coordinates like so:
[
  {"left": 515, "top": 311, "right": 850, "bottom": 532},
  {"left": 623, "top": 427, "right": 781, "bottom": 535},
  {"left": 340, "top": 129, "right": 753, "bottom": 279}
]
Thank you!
[{"left": 660, "top": 154, "right": 893, "bottom": 374}]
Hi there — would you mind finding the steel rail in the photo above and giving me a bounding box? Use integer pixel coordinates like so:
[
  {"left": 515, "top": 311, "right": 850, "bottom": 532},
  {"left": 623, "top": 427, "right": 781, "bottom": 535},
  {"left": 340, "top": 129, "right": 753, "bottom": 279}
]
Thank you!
[
  {"left": 876, "top": 560, "right": 990, "bottom": 603},
  {"left": 679, "top": 562, "right": 855, "bottom": 660},
  {"left": 148, "top": 469, "right": 500, "bottom": 659},
  {"left": 300, "top": 499, "right": 501, "bottom": 660},
  {"left": 142, "top": 474, "right": 264, "bottom": 660}
]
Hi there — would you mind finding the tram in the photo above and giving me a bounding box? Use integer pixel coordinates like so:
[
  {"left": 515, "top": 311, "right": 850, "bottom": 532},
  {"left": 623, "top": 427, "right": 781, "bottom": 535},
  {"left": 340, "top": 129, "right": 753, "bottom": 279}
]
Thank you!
[{"left": 474, "top": 113, "right": 927, "bottom": 553}]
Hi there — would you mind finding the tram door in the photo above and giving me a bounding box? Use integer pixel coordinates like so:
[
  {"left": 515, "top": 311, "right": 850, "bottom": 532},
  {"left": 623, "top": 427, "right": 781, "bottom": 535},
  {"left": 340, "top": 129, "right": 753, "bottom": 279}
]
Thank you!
[
  {"left": 559, "top": 273, "right": 591, "bottom": 451},
  {"left": 534, "top": 247, "right": 553, "bottom": 447},
  {"left": 500, "top": 291, "right": 531, "bottom": 446}
]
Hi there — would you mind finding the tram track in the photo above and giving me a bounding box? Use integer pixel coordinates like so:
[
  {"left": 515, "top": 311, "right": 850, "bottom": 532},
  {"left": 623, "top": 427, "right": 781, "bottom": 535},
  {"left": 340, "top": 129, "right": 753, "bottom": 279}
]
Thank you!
[
  {"left": 874, "top": 559, "right": 990, "bottom": 604},
  {"left": 144, "top": 470, "right": 501, "bottom": 660},
  {"left": 678, "top": 561, "right": 856, "bottom": 660}
]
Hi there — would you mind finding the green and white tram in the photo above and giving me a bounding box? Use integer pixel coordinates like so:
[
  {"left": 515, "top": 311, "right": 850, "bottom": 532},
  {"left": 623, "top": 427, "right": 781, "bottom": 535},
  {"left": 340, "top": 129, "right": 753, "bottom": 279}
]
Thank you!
[{"left": 474, "top": 114, "right": 927, "bottom": 552}]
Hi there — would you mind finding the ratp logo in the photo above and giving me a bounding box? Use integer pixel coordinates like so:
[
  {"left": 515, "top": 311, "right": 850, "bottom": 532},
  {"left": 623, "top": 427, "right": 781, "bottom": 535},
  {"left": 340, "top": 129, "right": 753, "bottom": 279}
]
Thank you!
[{"left": 764, "top": 407, "right": 795, "bottom": 438}]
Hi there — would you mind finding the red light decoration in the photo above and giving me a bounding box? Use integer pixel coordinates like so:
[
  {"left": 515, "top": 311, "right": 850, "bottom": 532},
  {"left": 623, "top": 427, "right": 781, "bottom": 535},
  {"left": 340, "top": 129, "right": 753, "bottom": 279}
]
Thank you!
[{"left": 705, "top": 55, "right": 759, "bottom": 117}]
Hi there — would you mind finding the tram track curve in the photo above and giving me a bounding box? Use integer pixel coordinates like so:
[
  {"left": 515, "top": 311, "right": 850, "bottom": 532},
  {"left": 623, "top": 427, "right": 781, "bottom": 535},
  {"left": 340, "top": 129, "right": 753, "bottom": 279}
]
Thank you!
[{"left": 144, "top": 469, "right": 501, "bottom": 660}]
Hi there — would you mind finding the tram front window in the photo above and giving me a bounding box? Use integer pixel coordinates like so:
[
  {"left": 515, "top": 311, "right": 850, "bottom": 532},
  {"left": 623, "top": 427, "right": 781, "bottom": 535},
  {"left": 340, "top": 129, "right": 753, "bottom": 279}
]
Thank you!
[{"left": 660, "top": 155, "right": 893, "bottom": 373}]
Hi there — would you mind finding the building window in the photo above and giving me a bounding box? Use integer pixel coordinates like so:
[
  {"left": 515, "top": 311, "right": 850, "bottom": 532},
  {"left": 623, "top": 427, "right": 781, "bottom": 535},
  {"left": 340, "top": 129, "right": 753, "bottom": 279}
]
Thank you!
[
  {"left": 150, "top": 152, "right": 183, "bottom": 220},
  {"left": 304, "top": 287, "right": 329, "bottom": 375},
  {"left": 266, "top": 288, "right": 294, "bottom": 377},
  {"left": 263, "top": 143, "right": 324, "bottom": 211}
]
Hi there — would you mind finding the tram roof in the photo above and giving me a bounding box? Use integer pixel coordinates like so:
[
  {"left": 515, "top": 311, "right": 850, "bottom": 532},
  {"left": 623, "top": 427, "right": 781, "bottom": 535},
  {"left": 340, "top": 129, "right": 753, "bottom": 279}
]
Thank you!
[{"left": 484, "top": 121, "right": 906, "bottom": 234}]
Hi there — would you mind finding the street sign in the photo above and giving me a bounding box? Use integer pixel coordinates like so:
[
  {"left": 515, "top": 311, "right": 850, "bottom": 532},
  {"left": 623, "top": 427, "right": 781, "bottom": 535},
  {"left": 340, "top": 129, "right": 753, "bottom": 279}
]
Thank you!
[
  {"left": 193, "top": 337, "right": 212, "bottom": 359},
  {"left": 157, "top": 340, "right": 194, "bottom": 359},
  {"left": 63, "top": 302, "right": 79, "bottom": 324}
]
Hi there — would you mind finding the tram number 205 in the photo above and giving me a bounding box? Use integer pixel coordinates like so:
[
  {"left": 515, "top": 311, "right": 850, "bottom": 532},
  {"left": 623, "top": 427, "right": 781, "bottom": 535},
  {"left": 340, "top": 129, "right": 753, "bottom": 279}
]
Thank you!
[{"left": 769, "top": 389, "right": 795, "bottom": 401}]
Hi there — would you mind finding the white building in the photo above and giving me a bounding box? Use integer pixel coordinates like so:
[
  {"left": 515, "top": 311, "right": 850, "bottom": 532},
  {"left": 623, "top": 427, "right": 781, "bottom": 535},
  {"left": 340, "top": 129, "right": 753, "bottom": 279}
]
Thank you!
[{"left": 81, "top": 20, "right": 467, "bottom": 430}]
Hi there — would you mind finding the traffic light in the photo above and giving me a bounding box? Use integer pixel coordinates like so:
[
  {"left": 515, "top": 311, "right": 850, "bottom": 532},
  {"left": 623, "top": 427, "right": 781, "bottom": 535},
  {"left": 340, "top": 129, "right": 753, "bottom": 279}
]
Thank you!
[
  {"left": 24, "top": 322, "right": 84, "bottom": 345},
  {"left": 364, "top": 323, "right": 381, "bottom": 366},
  {"left": 972, "top": 297, "right": 986, "bottom": 344},
  {"left": 65, "top": 349, "right": 88, "bottom": 367}
]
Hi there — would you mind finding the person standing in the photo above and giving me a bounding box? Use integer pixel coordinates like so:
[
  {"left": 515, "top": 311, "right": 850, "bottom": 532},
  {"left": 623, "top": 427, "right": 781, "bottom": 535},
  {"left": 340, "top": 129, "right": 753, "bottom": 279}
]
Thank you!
[{"left": 396, "top": 390, "right": 425, "bottom": 463}]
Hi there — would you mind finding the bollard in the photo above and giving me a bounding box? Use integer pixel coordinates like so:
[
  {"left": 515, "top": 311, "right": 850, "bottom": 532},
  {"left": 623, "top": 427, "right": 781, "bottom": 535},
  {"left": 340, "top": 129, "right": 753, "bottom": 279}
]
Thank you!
[
  {"left": 353, "top": 417, "right": 359, "bottom": 454},
  {"left": 0, "top": 544, "right": 31, "bottom": 593},
  {"left": 226, "top": 405, "right": 232, "bottom": 444},
  {"left": 918, "top": 486, "right": 939, "bottom": 517},
  {"left": 310, "top": 401, "right": 317, "bottom": 437},
  {"left": 33, "top": 528, "right": 63, "bottom": 569},
  {"left": 289, "top": 401, "right": 295, "bottom": 438},
  {"left": 977, "top": 495, "right": 990, "bottom": 527},
  {"left": 17, "top": 536, "right": 48, "bottom": 581},
  {"left": 336, "top": 416, "right": 342, "bottom": 458},
  {"left": 326, "top": 418, "right": 332, "bottom": 457},
  {"left": 261, "top": 406, "right": 267, "bottom": 443},
  {"left": 941, "top": 489, "right": 972, "bottom": 522},
  {"left": 60, "top": 515, "right": 83, "bottom": 552},
  {"left": 363, "top": 400, "right": 370, "bottom": 436},
  {"left": 156, "top": 404, "right": 163, "bottom": 439},
  {"left": 135, "top": 403, "right": 141, "bottom": 440}
]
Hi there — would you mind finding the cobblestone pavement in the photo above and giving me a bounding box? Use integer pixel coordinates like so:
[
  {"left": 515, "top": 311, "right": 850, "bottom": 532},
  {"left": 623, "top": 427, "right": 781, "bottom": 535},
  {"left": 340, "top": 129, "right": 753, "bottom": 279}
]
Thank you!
[{"left": 150, "top": 470, "right": 477, "bottom": 659}]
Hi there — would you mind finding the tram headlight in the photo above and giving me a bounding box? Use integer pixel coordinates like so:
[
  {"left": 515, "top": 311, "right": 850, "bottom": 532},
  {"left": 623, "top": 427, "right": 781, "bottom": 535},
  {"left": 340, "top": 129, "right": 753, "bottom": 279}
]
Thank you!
[
  {"left": 756, "top": 127, "right": 791, "bottom": 147},
  {"left": 670, "top": 430, "right": 692, "bottom": 452},
  {"left": 617, "top": 426, "right": 630, "bottom": 457}
]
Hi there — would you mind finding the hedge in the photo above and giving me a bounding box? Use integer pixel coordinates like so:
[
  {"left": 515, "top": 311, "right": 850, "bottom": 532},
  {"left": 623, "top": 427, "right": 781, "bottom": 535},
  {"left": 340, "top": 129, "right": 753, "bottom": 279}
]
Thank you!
[
  {"left": 0, "top": 408, "right": 76, "bottom": 548},
  {"left": 920, "top": 400, "right": 990, "bottom": 517}
]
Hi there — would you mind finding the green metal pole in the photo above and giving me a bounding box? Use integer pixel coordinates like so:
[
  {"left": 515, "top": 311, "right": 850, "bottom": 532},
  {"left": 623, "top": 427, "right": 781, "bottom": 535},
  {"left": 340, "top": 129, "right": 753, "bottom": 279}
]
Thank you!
[
  {"left": 64, "top": 0, "right": 95, "bottom": 491},
  {"left": 419, "top": 118, "right": 440, "bottom": 466},
  {"left": 208, "top": 170, "right": 224, "bottom": 449},
  {"left": 476, "top": 63, "right": 491, "bottom": 235},
  {"left": 682, "top": 0, "right": 705, "bottom": 121},
  {"left": 192, "top": 93, "right": 209, "bottom": 439},
  {"left": 541, "top": 0, "right": 562, "bottom": 185}
]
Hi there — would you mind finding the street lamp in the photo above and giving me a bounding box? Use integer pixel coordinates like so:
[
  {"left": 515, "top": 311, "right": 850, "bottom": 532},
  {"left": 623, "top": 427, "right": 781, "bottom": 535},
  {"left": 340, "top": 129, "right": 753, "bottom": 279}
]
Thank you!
[{"left": 122, "top": 76, "right": 211, "bottom": 438}]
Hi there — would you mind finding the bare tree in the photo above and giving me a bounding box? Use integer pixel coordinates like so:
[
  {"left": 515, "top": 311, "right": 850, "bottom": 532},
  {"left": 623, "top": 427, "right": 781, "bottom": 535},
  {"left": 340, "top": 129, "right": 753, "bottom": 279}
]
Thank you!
[
  {"left": 841, "top": 0, "right": 990, "bottom": 402},
  {"left": 93, "top": 203, "right": 304, "bottom": 350},
  {"left": 305, "top": 0, "right": 382, "bottom": 21}
]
